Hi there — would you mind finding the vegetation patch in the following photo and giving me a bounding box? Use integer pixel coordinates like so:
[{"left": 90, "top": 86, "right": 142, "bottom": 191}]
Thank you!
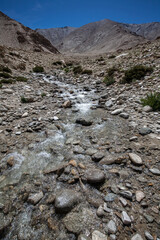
[
  {"left": 53, "top": 61, "right": 63, "bottom": 66},
  {"left": 16, "top": 76, "right": 28, "bottom": 82},
  {"left": 141, "top": 92, "right": 160, "bottom": 111},
  {"left": 41, "top": 92, "right": 46, "bottom": 97},
  {"left": 0, "top": 72, "right": 12, "bottom": 78},
  {"left": 0, "top": 78, "right": 14, "bottom": 84},
  {"left": 21, "top": 96, "right": 34, "bottom": 103},
  {"left": 104, "top": 75, "right": 115, "bottom": 86},
  {"left": 33, "top": 66, "right": 44, "bottom": 73},
  {"left": 73, "top": 65, "right": 83, "bottom": 75},
  {"left": 121, "top": 65, "right": 153, "bottom": 84},
  {"left": 0, "top": 83, "right": 2, "bottom": 88},
  {"left": 0, "top": 66, "right": 12, "bottom": 73},
  {"left": 82, "top": 69, "right": 92, "bottom": 75}
]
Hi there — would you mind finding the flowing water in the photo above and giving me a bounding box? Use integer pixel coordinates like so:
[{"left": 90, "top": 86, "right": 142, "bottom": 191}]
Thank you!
[{"left": 0, "top": 74, "right": 128, "bottom": 239}]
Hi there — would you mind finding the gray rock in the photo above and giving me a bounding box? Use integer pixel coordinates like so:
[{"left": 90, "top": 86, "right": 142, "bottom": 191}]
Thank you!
[
  {"left": 145, "top": 231, "right": 154, "bottom": 240},
  {"left": 129, "top": 153, "right": 143, "bottom": 165},
  {"left": 107, "top": 220, "right": 117, "bottom": 234},
  {"left": 92, "top": 152, "right": 105, "bottom": 162},
  {"left": 105, "top": 100, "right": 113, "bottom": 108},
  {"left": 110, "top": 235, "right": 116, "bottom": 240},
  {"left": 104, "top": 193, "right": 117, "bottom": 202},
  {"left": 62, "top": 100, "right": 72, "bottom": 108},
  {"left": 149, "top": 168, "right": 160, "bottom": 176},
  {"left": 99, "top": 156, "right": 116, "bottom": 165},
  {"left": 111, "top": 108, "right": 123, "bottom": 115},
  {"left": 76, "top": 118, "right": 92, "bottom": 126},
  {"left": 120, "top": 191, "right": 132, "bottom": 200},
  {"left": 119, "top": 197, "right": 128, "bottom": 207},
  {"left": 136, "top": 191, "right": 145, "bottom": 202},
  {"left": 28, "top": 191, "right": 44, "bottom": 205},
  {"left": 85, "top": 148, "right": 98, "bottom": 156},
  {"left": 121, "top": 211, "right": 131, "bottom": 225},
  {"left": 73, "top": 146, "right": 85, "bottom": 154},
  {"left": 139, "top": 127, "right": 152, "bottom": 136},
  {"left": 0, "top": 213, "right": 12, "bottom": 234},
  {"left": 3, "top": 89, "right": 14, "bottom": 94},
  {"left": 86, "top": 169, "right": 105, "bottom": 184},
  {"left": 143, "top": 105, "right": 152, "bottom": 112},
  {"left": 144, "top": 213, "right": 154, "bottom": 223},
  {"left": 55, "top": 189, "right": 81, "bottom": 213},
  {"left": 119, "top": 112, "right": 129, "bottom": 119},
  {"left": 97, "top": 205, "right": 105, "bottom": 217},
  {"left": 78, "top": 234, "right": 91, "bottom": 240},
  {"left": 92, "top": 230, "right": 107, "bottom": 240},
  {"left": 131, "top": 233, "right": 143, "bottom": 240}
]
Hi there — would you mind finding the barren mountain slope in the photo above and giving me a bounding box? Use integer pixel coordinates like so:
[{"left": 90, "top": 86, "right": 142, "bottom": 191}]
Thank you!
[
  {"left": 121, "top": 22, "right": 160, "bottom": 40},
  {"left": 0, "top": 11, "right": 59, "bottom": 54},
  {"left": 36, "top": 26, "right": 77, "bottom": 47},
  {"left": 56, "top": 19, "right": 147, "bottom": 54}
]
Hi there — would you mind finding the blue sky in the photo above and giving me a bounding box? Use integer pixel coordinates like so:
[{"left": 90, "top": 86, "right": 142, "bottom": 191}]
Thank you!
[{"left": 0, "top": 0, "right": 160, "bottom": 29}]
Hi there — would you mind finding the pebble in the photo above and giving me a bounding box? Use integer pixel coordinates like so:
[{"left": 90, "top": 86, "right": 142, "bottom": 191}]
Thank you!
[
  {"left": 131, "top": 233, "right": 143, "bottom": 240},
  {"left": 92, "top": 230, "right": 107, "bottom": 240},
  {"left": 106, "top": 220, "right": 117, "bottom": 234},
  {"left": 136, "top": 190, "right": 145, "bottom": 202},
  {"left": 78, "top": 234, "right": 91, "bottom": 240},
  {"left": 143, "top": 105, "right": 152, "bottom": 112},
  {"left": 55, "top": 189, "right": 81, "bottom": 213},
  {"left": 104, "top": 193, "right": 117, "bottom": 202},
  {"left": 129, "top": 153, "right": 143, "bottom": 165},
  {"left": 92, "top": 152, "right": 105, "bottom": 162},
  {"left": 149, "top": 168, "right": 160, "bottom": 176},
  {"left": 139, "top": 127, "right": 152, "bottom": 136},
  {"left": 119, "top": 197, "right": 128, "bottom": 207},
  {"left": 111, "top": 108, "right": 123, "bottom": 115},
  {"left": 22, "top": 112, "right": 28, "bottom": 117},
  {"left": 28, "top": 191, "right": 44, "bottom": 205},
  {"left": 76, "top": 118, "right": 92, "bottom": 126},
  {"left": 86, "top": 168, "right": 105, "bottom": 184},
  {"left": 3, "top": 89, "right": 14, "bottom": 94},
  {"left": 120, "top": 191, "right": 132, "bottom": 200},
  {"left": 105, "top": 100, "right": 113, "bottom": 108},
  {"left": 62, "top": 100, "right": 72, "bottom": 108},
  {"left": 144, "top": 231, "right": 154, "bottom": 240},
  {"left": 119, "top": 112, "right": 129, "bottom": 119},
  {"left": 121, "top": 211, "right": 131, "bottom": 225}
]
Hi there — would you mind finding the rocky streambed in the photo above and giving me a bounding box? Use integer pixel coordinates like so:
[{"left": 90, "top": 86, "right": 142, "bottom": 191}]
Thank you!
[{"left": 0, "top": 72, "right": 160, "bottom": 240}]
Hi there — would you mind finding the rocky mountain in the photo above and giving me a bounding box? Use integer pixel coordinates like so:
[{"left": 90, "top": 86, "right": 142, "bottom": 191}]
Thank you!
[
  {"left": 121, "top": 22, "right": 160, "bottom": 40},
  {"left": 0, "top": 11, "right": 59, "bottom": 54},
  {"left": 36, "top": 26, "right": 77, "bottom": 47}
]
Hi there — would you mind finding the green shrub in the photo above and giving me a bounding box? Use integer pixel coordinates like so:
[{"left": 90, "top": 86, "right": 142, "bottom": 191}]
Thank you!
[
  {"left": 107, "top": 67, "right": 118, "bottom": 76},
  {"left": 21, "top": 96, "right": 34, "bottom": 103},
  {"left": 41, "top": 92, "right": 46, "bottom": 97},
  {"left": 104, "top": 75, "right": 115, "bottom": 86},
  {"left": 0, "top": 78, "right": 14, "bottom": 84},
  {"left": 0, "top": 66, "right": 12, "bottom": 73},
  {"left": 141, "top": 92, "right": 160, "bottom": 111},
  {"left": 64, "top": 67, "right": 70, "bottom": 73},
  {"left": 0, "top": 72, "right": 12, "bottom": 78},
  {"left": 16, "top": 76, "right": 28, "bottom": 82},
  {"left": 82, "top": 69, "right": 92, "bottom": 75},
  {"left": 73, "top": 65, "right": 83, "bottom": 74},
  {"left": 33, "top": 66, "right": 44, "bottom": 73},
  {"left": 0, "top": 83, "right": 2, "bottom": 88},
  {"left": 121, "top": 65, "right": 153, "bottom": 84}
]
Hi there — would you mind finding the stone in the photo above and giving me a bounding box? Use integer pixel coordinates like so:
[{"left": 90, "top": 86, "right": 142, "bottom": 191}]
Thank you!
[
  {"left": 3, "top": 89, "right": 13, "bottom": 94},
  {"left": 129, "top": 136, "right": 138, "bottom": 141},
  {"left": 110, "top": 235, "right": 116, "bottom": 240},
  {"left": 120, "top": 191, "right": 132, "bottom": 200},
  {"left": 143, "top": 105, "right": 152, "bottom": 112},
  {"left": 69, "top": 160, "right": 77, "bottom": 167},
  {"left": 104, "top": 193, "right": 117, "bottom": 202},
  {"left": 92, "top": 230, "right": 107, "bottom": 240},
  {"left": 55, "top": 189, "right": 81, "bottom": 213},
  {"left": 78, "top": 234, "right": 91, "bottom": 240},
  {"left": 149, "top": 168, "right": 160, "bottom": 176},
  {"left": 119, "top": 112, "right": 129, "bottom": 119},
  {"left": 76, "top": 118, "right": 92, "bottom": 126},
  {"left": 86, "top": 169, "right": 105, "bottom": 184},
  {"left": 105, "top": 100, "right": 113, "bottom": 108},
  {"left": 22, "top": 112, "right": 28, "bottom": 117},
  {"left": 0, "top": 213, "right": 12, "bottom": 234},
  {"left": 129, "top": 153, "right": 143, "bottom": 165},
  {"left": 28, "top": 191, "right": 44, "bottom": 205},
  {"left": 99, "top": 156, "right": 116, "bottom": 165},
  {"left": 62, "top": 100, "right": 72, "bottom": 108},
  {"left": 85, "top": 148, "right": 98, "bottom": 156},
  {"left": 131, "top": 234, "right": 143, "bottom": 240},
  {"left": 144, "top": 213, "right": 154, "bottom": 223},
  {"left": 7, "top": 156, "right": 14, "bottom": 167},
  {"left": 97, "top": 205, "right": 105, "bottom": 217},
  {"left": 73, "top": 146, "right": 85, "bottom": 154},
  {"left": 136, "top": 191, "right": 145, "bottom": 202},
  {"left": 111, "top": 108, "right": 123, "bottom": 115},
  {"left": 106, "top": 220, "right": 117, "bottom": 234},
  {"left": 139, "top": 127, "right": 152, "bottom": 136},
  {"left": 119, "top": 197, "right": 128, "bottom": 207},
  {"left": 121, "top": 211, "right": 131, "bottom": 225},
  {"left": 144, "top": 231, "right": 154, "bottom": 240},
  {"left": 92, "top": 152, "right": 105, "bottom": 162}
]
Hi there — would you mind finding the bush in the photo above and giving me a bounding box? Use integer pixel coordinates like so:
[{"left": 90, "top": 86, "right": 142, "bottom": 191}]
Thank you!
[
  {"left": 82, "top": 69, "right": 92, "bottom": 75},
  {"left": 0, "top": 83, "right": 2, "bottom": 88},
  {"left": 107, "top": 67, "right": 118, "bottom": 76},
  {"left": 16, "top": 76, "right": 28, "bottom": 82},
  {"left": 104, "top": 75, "right": 115, "bottom": 86},
  {"left": 121, "top": 65, "right": 153, "bottom": 84},
  {"left": 0, "top": 66, "right": 12, "bottom": 73},
  {"left": 0, "top": 72, "right": 12, "bottom": 78},
  {"left": 0, "top": 78, "right": 14, "bottom": 84},
  {"left": 73, "top": 65, "right": 83, "bottom": 74},
  {"left": 64, "top": 68, "right": 70, "bottom": 73},
  {"left": 21, "top": 96, "right": 34, "bottom": 103},
  {"left": 41, "top": 92, "right": 46, "bottom": 97},
  {"left": 33, "top": 66, "right": 44, "bottom": 73},
  {"left": 141, "top": 92, "right": 160, "bottom": 111}
]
